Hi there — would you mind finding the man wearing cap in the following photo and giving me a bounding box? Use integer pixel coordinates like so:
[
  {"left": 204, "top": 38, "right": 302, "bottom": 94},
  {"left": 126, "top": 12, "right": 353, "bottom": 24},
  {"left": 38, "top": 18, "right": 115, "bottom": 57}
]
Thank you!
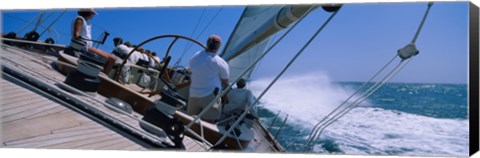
[
  {"left": 223, "top": 78, "right": 257, "bottom": 117},
  {"left": 72, "top": 8, "right": 116, "bottom": 74},
  {"left": 187, "top": 34, "right": 229, "bottom": 123}
]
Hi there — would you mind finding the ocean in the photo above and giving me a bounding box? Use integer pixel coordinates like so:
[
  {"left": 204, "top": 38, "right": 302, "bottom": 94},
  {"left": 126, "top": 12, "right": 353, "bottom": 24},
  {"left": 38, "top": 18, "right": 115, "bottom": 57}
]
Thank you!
[{"left": 250, "top": 74, "right": 468, "bottom": 157}]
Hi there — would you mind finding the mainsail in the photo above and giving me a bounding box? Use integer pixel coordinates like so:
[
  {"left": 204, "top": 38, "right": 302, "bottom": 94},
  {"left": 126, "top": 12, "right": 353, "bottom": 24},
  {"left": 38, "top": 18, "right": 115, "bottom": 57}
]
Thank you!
[{"left": 220, "top": 5, "right": 314, "bottom": 81}]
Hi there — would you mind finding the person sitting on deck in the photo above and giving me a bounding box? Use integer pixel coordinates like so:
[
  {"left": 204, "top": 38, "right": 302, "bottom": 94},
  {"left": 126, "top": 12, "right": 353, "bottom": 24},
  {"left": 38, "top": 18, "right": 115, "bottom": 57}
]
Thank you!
[
  {"left": 186, "top": 34, "right": 229, "bottom": 123},
  {"left": 72, "top": 8, "right": 116, "bottom": 74},
  {"left": 223, "top": 78, "right": 257, "bottom": 118},
  {"left": 135, "top": 47, "right": 150, "bottom": 67},
  {"left": 111, "top": 37, "right": 130, "bottom": 59},
  {"left": 145, "top": 50, "right": 156, "bottom": 68},
  {"left": 151, "top": 52, "right": 161, "bottom": 69},
  {"left": 124, "top": 41, "right": 132, "bottom": 47},
  {"left": 124, "top": 44, "right": 142, "bottom": 64}
]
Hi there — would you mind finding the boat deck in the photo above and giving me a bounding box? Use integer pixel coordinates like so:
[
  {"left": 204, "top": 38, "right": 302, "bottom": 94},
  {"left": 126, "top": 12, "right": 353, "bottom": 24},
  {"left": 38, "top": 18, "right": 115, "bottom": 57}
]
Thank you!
[
  {"left": 0, "top": 44, "right": 207, "bottom": 151},
  {"left": 1, "top": 77, "right": 146, "bottom": 150}
]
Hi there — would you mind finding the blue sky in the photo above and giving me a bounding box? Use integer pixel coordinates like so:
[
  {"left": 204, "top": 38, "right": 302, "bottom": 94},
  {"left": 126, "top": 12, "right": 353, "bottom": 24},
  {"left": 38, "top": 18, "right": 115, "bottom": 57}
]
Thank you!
[{"left": 2, "top": 2, "right": 470, "bottom": 84}]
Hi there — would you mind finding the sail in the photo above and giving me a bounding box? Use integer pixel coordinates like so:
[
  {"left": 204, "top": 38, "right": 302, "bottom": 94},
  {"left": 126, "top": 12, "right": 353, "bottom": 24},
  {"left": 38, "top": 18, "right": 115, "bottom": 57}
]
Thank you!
[
  {"left": 227, "top": 38, "right": 271, "bottom": 81},
  {"left": 220, "top": 5, "right": 313, "bottom": 81}
]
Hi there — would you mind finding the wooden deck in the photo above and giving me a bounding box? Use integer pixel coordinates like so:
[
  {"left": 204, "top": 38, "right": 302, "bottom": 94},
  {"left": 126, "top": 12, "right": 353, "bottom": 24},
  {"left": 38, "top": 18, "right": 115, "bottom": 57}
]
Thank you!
[
  {"left": 1, "top": 77, "right": 146, "bottom": 150},
  {"left": 0, "top": 44, "right": 208, "bottom": 151}
]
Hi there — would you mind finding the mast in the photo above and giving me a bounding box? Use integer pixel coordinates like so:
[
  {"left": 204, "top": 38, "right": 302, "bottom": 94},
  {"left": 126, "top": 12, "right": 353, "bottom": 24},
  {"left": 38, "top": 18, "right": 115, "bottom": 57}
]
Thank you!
[
  {"left": 220, "top": 5, "right": 316, "bottom": 81},
  {"left": 221, "top": 5, "right": 315, "bottom": 61}
]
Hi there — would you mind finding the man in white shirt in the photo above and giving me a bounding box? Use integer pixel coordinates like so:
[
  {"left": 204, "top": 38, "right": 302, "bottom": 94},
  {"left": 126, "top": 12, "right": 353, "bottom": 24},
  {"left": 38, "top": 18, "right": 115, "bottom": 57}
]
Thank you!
[
  {"left": 72, "top": 8, "right": 116, "bottom": 74},
  {"left": 223, "top": 78, "right": 257, "bottom": 117},
  {"left": 138, "top": 47, "right": 149, "bottom": 62},
  {"left": 112, "top": 37, "right": 129, "bottom": 59},
  {"left": 151, "top": 52, "right": 161, "bottom": 68},
  {"left": 124, "top": 44, "right": 142, "bottom": 64},
  {"left": 145, "top": 50, "right": 156, "bottom": 68},
  {"left": 187, "top": 35, "right": 229, "bottom": 123}
]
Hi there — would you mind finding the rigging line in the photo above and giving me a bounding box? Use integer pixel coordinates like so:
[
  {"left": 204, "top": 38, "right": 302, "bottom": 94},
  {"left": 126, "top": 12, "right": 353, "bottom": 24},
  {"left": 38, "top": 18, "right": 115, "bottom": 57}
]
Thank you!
[
  {"left": 175, "top": 8, "right": 224, "bottom": 67},
  {"left": 6, "top": 14, "right": 71, "bottom": 39},
  {"left": 303, "top": 55, "right": 398, "bottom": 150},
  {"left": 305, "top": 61, "right": 404, "bottom": 152},
  {"left": 90, "top": 23, "right": 123, "bottom": 41},
  {"left": 190, "top": 8, "right": 224, "bottom": 48},
  {"left": 94, "top": 33, "right": 104, "bottom": 48},
  {"left": 39, "top": 10, "right": 67, "bottom": 37},
  {"left": 30, "top": 12, "right": 45, "bottom": 32},
  {"left": 313, "top": 59, "right": 412, "bottom": 145},
  {"left": 173, "top": 8, "right": 206, "bottom": 67},
  {"left": 211, "top": 8, "right": 339, "bottom": 148},
  {"left": 310, "top": 60, "right": 405, "bottom": 144},
  {"left": 49, "top": 28, "right": 61, "bottom": 40},
  {"left": 16, "top": 12, "right": 44, "bottom": 34},
  {"left": 306, "top": 3, "right": 433, "bottom": 151},
  {"left": 32, "top": 11, "right": 56, "bottom": 32},
  {"left": 186, "top": 6, "right": 316, "bottom": 130},
  {"left": 89, "top": 23, "right": 123, "bottom": 49},
  {"left": 411, "top": 2, "right": 433, "bottom": 44}
]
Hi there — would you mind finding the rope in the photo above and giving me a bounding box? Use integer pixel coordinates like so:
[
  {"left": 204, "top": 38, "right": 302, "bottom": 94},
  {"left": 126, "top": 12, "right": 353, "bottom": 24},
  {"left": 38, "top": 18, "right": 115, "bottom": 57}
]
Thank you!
[
  {"left": 211, "top": 8, "right": 339, "bottom": 148},
  {"left": 16, "top": 12, "right": 44, "bottom": 34},
  {"left": 32, "top": 11, "right": 56, "bottom": 32},
  {"left": 303, "top": 55, "right": 397, "bottom": 150},
  {"left": 174, "top": 7, "right": 224, "bottom": 67},
  {"left": 6, "top": 12, "right": 69, "bottom": 42},
  {"left": 303, "top": 2, "right": 434, "bottom": 152},
  {"left": 314, "top": 59, "right": 412, "bottom": 139},
  {"left": 186, "top": 6, "right": 317, "bottom": 148},
  {"left": 170, "top": 8, "right": 206, "bottom": 67},
  {"left": 186, "top": 6, "right": 316, "bottom": 130},
  {"left": 39, "top": 10, "right": 67, "bottom": 37},
  {"left": 304, "top": 58, "right": 408, "bottom": 151}
]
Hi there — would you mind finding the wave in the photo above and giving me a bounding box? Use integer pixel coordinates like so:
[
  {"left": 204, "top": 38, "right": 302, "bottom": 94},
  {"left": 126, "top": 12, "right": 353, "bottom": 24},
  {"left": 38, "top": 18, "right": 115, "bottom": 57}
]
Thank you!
[
  {"left": 249, "top": 73, "right": 469, "bottom": 156},
  {"left": 249, "top": 72, "right": 370, "bottom": 126},
  {"left": 318, "top": 107, "right": 468, "bottom": 156}
]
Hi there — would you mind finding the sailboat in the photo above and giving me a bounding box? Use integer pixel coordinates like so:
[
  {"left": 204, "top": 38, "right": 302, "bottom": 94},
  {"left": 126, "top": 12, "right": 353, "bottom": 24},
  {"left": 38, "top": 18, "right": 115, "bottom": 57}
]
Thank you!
[
  {"left": 1, "top": 2, "right": 436, "bottom": 154},
  {"left": 0, "top": 4, "right": 330, "bottom": 152}
]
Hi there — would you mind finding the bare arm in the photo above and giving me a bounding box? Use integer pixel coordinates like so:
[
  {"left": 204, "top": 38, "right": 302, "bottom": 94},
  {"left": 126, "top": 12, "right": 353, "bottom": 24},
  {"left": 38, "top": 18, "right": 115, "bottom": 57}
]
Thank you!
[{"left": 73, "top": 18, "right": 83, "bottom": 38}]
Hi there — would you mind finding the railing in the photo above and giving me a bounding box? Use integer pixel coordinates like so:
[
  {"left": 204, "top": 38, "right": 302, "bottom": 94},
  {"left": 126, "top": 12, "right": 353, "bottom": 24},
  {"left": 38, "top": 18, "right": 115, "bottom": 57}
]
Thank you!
[{"left": 266, "top": 111, "right": 289, "bottom": 143}]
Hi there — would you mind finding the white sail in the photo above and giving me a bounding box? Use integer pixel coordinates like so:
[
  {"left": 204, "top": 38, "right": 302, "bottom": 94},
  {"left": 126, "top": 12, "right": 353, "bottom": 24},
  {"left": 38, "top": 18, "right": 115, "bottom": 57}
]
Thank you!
[
  {"left": 220, "top": 5, "right": 313, "bottom": 81},
  {"left": 227, "top": 38, "right": 271, "bottom": 81}
]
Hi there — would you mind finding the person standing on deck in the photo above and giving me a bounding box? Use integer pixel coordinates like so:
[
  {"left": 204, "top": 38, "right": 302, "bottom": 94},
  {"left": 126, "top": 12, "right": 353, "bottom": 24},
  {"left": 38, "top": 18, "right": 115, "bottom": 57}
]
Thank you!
[
  {"left": 72, "top": 8, "right": 116, "bottom": 74},
  {"left": 186, "top": 34, "right": 229, "bottom": 123}
]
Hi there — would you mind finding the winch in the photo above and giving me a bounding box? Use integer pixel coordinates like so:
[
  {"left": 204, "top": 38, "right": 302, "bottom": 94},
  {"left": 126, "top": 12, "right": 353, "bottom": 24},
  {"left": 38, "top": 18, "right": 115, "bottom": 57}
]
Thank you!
[{"left": 64, "top": 52, "right": 106, "bottom": 92}]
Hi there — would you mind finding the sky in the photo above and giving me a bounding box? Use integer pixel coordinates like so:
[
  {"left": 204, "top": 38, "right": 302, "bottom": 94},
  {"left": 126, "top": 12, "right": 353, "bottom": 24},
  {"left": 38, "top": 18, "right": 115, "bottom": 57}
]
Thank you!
[
  {"left": 0, "top": 1, "right": 477, "bottom": 158},
  {"left": 1, "top": 1, "right": 471, "bottom": 84}
]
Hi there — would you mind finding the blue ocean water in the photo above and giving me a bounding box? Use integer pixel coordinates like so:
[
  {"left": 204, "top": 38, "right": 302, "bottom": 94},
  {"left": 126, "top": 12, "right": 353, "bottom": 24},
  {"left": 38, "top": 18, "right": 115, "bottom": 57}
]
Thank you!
[{"left": 250, "top": 75, "right": 468, "bottom": 157}]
